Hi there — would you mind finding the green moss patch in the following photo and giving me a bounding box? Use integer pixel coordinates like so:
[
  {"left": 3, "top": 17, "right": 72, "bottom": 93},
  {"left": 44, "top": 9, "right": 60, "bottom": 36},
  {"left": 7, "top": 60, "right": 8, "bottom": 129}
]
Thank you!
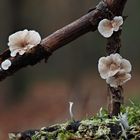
[{"left": 9, "top": 105, "right": 140, "bottom": 140}]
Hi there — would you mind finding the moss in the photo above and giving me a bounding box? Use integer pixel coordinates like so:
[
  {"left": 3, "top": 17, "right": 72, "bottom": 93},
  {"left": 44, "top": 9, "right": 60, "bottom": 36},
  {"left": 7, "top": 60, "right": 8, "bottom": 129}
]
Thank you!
[
  {"left": 121, "top": 105, "right": 140, "bottom": 125},
  {"left": 57, "top": 132, "right": 77, "bottom": 140},
  {"left": 9, "top": 105, "right": 140, "bottom": 140}
]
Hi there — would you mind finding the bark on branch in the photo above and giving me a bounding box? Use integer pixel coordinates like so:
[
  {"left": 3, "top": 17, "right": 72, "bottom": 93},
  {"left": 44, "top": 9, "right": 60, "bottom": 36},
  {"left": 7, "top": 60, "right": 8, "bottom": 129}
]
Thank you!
[
  {"left": 105, "top": 0, "right": 128, "bottom": 116},
  {"left": 0, "top": 0, "right": 127, "bottom": 82}
]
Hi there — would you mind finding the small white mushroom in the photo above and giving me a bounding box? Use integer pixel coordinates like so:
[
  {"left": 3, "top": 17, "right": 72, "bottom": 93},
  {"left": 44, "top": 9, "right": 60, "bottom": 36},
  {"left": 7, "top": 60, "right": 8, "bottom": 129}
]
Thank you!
[
  {"left": 98, "top": 16, "right": 123, "bottom": 38},
  {"left": 98, "top": 53, "right": 131, "bottom": 80},
  {"left": 69, "top": 102, "right": 74, "bottom": 120},
  {"left": 98, "top": 53, "right": 132, "bottom": 87},
  {"left": 1, "top": 59, "right": 12, "bottom": 70},
  {"left": 8, "top": 29, "right": 41, "bottom": 57}
]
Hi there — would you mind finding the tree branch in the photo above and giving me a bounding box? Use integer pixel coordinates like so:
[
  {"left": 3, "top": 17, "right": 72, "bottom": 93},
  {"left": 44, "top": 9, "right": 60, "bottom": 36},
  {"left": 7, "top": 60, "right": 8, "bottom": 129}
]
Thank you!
[
  {"left": 105, "top": 0, "right": 128, "bottom": 116},
  {"left": 105, "top": 0, "right": 128, "bottom": 15},
  {"left": 0, "top": 0, "right": 127, "bottom": 82}
]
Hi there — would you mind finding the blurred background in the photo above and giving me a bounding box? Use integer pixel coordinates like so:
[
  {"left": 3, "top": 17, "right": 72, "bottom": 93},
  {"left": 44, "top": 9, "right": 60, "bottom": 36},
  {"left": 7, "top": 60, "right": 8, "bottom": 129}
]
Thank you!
[{"left": 0, "top": 0, "right": 140, "bottom": 139}]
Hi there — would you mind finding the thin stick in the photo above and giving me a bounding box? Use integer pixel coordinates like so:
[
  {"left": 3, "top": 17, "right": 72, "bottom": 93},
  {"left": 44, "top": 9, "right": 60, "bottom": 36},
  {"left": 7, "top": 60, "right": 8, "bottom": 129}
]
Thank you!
[{"left": 105, "top": 0, "right": 128, "bottom": 116}]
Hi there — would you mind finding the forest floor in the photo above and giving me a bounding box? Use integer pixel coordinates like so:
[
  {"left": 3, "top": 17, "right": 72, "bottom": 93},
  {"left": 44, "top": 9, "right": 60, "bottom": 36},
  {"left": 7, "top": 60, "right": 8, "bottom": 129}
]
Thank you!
[{"left": 9, "top": 105, "right": 140, "bottom": 140}]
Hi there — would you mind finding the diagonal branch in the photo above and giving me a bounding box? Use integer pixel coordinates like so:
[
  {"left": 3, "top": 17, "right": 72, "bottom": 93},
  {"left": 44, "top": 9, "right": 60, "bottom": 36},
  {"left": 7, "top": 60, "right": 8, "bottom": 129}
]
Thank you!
[{"left": 0, "top": 0, "right": 127, "bottom": 82}]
